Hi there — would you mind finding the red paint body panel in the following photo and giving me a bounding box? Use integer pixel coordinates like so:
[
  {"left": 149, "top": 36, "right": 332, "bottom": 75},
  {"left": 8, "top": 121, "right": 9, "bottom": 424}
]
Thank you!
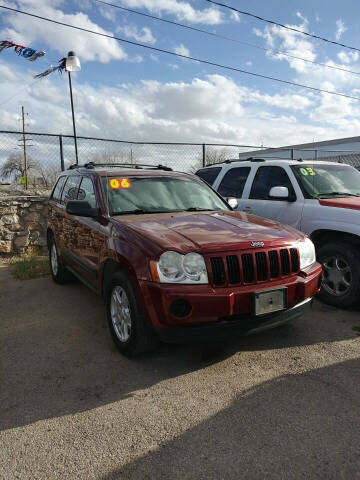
[
  {"left": 319, "top": 197, "right": 360, "bottom": 210},
  {"left": 112, "top": 210, "right": 305, "bottom": 255}
]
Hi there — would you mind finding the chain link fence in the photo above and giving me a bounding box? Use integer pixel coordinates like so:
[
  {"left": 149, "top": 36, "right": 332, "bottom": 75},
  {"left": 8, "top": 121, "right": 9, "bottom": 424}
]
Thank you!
[{"left": 1, "top": 130, "right": 360, "bottom": 188}]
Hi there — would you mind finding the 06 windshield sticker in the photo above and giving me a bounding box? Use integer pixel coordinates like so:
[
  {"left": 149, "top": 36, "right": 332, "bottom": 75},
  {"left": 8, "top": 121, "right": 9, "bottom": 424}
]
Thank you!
[
  {"left": 300, "top": 167, "right": 316, "bottom": 176},
  {"left": 109, "top": 178, "right": 132, "bottom": 189}
]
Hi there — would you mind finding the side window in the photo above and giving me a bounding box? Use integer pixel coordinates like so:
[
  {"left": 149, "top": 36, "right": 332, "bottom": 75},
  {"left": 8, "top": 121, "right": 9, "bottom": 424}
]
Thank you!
[
  {"left": 218, "top": 167, "right": 251, "bottom": 198},
  {"left": 250, "top": 166, "right": 295, "bottom": 200},
  {"left": 61, "top": 176, "right": 80, "bottom": 205},
  {"left": 51, "top": 176, "right": 66, "bottom": 203},
  {"left": 77, "top": 176, "right": 97, "bottom": 208},
  {"left": 196, "top": 167, "right": 221, "bottom": 186}
]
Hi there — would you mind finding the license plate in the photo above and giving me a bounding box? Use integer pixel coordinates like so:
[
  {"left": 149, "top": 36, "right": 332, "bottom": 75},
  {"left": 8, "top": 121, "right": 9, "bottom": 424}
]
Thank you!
[{"left": 253, "top": 288, "right": 287, "bottom": 316}]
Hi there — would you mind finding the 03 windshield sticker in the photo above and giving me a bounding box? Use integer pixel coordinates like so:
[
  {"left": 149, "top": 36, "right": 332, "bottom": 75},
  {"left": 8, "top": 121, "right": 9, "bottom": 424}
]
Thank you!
[
  {"left": 109, "top": 178, "right": 132, "bottom": 189},
  {"left": 300, "top": 167, "right": 316, "bottom": 176}
]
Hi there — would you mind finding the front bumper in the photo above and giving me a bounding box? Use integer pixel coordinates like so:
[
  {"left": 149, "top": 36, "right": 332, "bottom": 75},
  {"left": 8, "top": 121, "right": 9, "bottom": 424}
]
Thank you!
[
  {"left": 155, "top": 297, "right": 312, "bottom": 343},
  {"left": 139, "top": 262, "right": 322, "bottom": 331}
]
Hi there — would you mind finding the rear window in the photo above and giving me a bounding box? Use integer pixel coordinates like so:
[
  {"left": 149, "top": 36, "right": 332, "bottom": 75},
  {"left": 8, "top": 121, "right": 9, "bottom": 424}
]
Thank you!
[
  {"left": 196, "top": 167, "right": 221, "bottom": 186},
  {"left": 51, "top": 176, "right": 66, "bottom": 203},
  {"left": 218, "top": 167, "right": 251, "bottom": 198}
]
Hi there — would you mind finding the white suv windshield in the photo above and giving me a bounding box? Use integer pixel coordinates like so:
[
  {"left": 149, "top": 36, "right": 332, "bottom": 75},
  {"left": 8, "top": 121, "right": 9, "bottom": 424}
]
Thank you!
[
  {"left": 101, "top": 176, "right": 229, "bottom": 215},
  {"left": 292, "top": 164, "right": 360, "bottom": 198}
]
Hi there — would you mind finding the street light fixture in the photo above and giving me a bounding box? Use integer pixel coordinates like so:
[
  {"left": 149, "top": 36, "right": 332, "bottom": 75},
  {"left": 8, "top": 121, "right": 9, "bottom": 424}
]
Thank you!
[{"left": 65, "top": 51, "right": 81, "bottom": 165}]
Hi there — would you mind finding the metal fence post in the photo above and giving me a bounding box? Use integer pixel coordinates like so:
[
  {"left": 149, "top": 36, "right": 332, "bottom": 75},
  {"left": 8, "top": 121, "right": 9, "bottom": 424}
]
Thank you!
[
  {"left": 59, "top": 134, "right": 65, "bottom": 171},
  {"left": 291, "top": 148, "right": 294, "bottom": 160},
  {"left": 202, "top": 144, "right": 206, "bottom": 167}
]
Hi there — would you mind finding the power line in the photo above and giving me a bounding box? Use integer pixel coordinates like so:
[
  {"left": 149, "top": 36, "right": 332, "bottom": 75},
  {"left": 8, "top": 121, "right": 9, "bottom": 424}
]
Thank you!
[
  {"left": 1, "top": 4, "right": 360, "bottom": 102},
  {"left": 204, "top": 0, "right": 360, "bottom": 54},
  {"left": 93, "top": 0, "right": 360, "bottom": 77}
]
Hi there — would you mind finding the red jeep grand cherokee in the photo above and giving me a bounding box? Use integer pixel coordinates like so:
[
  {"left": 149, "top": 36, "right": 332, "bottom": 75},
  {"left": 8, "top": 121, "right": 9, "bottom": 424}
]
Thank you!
[{"left": 47, "top": 163, "right": 322, "bottom": 356}]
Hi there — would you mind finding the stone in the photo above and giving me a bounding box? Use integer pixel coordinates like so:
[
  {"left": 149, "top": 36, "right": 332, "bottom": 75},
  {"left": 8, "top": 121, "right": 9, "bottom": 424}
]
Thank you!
[
  {"left": 33, "top": 237, "right": 47, "bottom": 247},
  {"left": 29, "top": 231, "right": 40, "bottom": 243},
  {"left": 14, "top": 235, "right": 30, "bottom": 249},
  {"left": 23, "top": 212, "right": 41, "bottom": 224},
  {"left": 1, "top": 214, "right": 20, "bottom": 225},
  {"left": 0, "top": 206, "right": 17, "bottom": 215},
  {"left": 0, "top": 240, "right": 12, "bottom": 253},
  {"left": 3, "top": 232, "right": 16, "bottom": 241}
]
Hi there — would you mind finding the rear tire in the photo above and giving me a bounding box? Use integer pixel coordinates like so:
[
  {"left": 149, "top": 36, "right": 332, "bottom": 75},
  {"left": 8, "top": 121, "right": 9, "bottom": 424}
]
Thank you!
[
  {"left": 317, "top": 242, "right": 360, "bottom": 308},
  {"left": 106, "top": 271, "right": 159, "bottom": 356},
  {"left": 48, "top": 236, "right": 73, "bottom": 284}
]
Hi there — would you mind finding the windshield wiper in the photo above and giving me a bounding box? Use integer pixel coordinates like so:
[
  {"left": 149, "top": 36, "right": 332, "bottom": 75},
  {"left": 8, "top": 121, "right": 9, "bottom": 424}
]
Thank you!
[
  {"left": 316, "top": 192, "right": 360, "bottom": 198},
  {"left": 112, "top": 209, "right": 149, "bottom": 215},
  {"left": 112, "top": 209, "right": 183, "bottom": 215},
  {"left": 184, "top": 207, "right": 215, "bottom": 212}
]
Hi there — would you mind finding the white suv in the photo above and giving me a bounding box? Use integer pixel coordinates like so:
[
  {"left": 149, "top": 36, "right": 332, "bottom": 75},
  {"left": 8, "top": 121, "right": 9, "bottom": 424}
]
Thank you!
[{"left": 197, "top": 158, "right": 360, "bottom": 308}]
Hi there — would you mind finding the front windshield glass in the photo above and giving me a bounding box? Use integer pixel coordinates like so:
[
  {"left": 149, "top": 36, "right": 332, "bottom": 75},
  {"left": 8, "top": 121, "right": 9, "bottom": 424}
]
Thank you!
[
  {"left": 292, "top": 164, "right": 360, "bottom": 199},
  {"left": 101, "top": 176, "right": 229, "bottom": 215}
]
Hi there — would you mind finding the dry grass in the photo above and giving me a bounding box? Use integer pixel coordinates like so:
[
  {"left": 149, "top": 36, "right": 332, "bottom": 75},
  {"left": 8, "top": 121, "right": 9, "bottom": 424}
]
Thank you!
[{"left": 10, "top": 254, "right": 50, "bottom": 280}]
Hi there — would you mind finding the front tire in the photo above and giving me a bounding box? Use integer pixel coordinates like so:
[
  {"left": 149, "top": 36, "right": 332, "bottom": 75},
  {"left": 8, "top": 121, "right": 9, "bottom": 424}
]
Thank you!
[
  {"left": 48, "top": 236, "right": 73, "bottom": 284},
  {"left": 318, "top": 242, "right": 360, "bottom": 308},
  {"left": 106, "top": 271, "right": 159, "bottom": 356}
]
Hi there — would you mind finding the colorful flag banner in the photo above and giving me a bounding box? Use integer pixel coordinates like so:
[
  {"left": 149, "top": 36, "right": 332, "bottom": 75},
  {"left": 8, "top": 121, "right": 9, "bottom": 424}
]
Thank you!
[
  {"left": 0, "top": 40, "right": 45, "bottom": 61},
  {"left": 34, "top": 58, "right": 66, "bottom": 79}
]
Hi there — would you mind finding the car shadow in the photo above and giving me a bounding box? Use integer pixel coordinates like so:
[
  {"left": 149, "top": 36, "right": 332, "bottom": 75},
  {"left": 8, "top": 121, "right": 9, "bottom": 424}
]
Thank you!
[
  {"left": 101, "top": 358, "right": 360, "bottom": 479},
  {"left": 0, "top": 271, "right": 358, "bottom": 431}
]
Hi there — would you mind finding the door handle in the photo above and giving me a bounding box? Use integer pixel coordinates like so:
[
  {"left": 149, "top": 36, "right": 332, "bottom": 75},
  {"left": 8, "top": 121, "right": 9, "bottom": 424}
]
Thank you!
[{"left": 243, "top": 206, "right": 253, "bottom": 213}]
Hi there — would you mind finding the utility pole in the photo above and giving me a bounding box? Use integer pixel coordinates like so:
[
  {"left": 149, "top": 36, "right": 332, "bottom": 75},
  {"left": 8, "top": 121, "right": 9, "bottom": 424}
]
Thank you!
[{"left": 21, "top": 106, "right": 28, "bottom": 189}]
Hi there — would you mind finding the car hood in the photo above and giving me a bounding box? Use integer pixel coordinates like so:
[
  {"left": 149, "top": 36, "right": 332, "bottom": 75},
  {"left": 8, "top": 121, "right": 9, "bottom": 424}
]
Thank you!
[
  {"left": 112, "top": 210, "right": 305, "bottom": 254},
  {"left": 319, "top": 197, "right": 360, "bottom": 211}
]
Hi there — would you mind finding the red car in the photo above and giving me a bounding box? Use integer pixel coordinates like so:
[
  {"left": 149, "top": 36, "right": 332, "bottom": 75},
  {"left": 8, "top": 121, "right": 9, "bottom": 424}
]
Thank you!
[{"left": 47, "top": 163, "right": 322, "bottom": 356}]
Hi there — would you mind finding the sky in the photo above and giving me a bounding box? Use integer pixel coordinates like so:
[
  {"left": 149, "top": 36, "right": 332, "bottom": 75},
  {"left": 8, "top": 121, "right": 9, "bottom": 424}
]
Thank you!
[{"left": 1, "top": 0, "right": 360, "bottom": 148}]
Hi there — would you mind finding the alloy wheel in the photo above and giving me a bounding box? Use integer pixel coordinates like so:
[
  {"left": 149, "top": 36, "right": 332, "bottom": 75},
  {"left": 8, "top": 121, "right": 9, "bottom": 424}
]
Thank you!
[
  {"left": 110, "top": 286, "right": 132, "bottom": 342},
  {"left": 322, "top": 254, "right": 352, "bottom": 297},
  {"left": 51, "top": 243, "right": 58, "bottom": 276}
]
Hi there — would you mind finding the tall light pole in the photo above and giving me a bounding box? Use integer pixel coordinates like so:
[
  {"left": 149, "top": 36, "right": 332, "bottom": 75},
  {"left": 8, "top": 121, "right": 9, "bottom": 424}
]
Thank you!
[{"left": 65, "top": 51, "right": 81, "bottom": 165}]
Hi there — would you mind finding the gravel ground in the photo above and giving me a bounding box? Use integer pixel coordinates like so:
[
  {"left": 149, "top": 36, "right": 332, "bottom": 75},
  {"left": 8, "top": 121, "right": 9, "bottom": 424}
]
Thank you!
[{"left": 1, "top": 263, "right": 360, "bottom": 480}]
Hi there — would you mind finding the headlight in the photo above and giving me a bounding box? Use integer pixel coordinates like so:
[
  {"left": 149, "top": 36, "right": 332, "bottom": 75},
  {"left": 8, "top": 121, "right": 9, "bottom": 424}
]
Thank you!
[
  {"left": 298, "top": 237, "right": 316, "bottom": 270},
  {"left": 156, "top": 251, "right": 208, "bottom": 284}
]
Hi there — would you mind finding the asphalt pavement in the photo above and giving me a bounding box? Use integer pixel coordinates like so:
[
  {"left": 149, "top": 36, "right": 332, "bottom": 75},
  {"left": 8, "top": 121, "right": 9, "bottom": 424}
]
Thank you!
[{"left": 1, "top": 263, "right": 360, "bottom": 480}]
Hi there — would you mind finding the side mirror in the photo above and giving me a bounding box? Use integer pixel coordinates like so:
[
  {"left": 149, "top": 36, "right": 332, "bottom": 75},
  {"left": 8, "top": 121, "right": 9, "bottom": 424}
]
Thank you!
[
  {"left": 269, "top": 186, "right": 294, "bottom": 201},
  {"left": 66, "top": 200, "right": 99, "bottom": 218},
  {"left": 227, "top": 197, "right": 238, "bottom": 209}
]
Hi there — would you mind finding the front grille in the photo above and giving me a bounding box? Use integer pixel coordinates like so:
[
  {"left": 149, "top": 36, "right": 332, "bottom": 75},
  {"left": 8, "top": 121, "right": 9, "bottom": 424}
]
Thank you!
[
  {"left": 208, "top": 247, "right": 300, "bottom": 287},
  {"left": 210, "top": 257, "right": 226, "bottom": 286},
  {"left": 241, "top": 253, "right": 254, "bottom": 283},
  {"left": 226, "top": 255, "right": 240, "bottom": 284},
  {"left": 280, "top": 249, "right": 290, "bottom": 275}
]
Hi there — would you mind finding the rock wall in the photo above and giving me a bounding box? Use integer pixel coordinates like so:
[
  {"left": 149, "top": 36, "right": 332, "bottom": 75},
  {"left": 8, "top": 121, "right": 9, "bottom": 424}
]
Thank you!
[{"left": 0, "top": 196, "right": 48, "bottom": 256}]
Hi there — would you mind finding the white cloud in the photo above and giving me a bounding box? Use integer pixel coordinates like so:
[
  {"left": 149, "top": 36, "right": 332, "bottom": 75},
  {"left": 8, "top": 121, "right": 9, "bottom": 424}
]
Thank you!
[
  {"left": 173, "top": 43, "right": 190, "bottom": 57},
  {"left": 119, "top": 0, "right": 224, "bottom": 24},
  {"left": 117, "top": 25, "right": 156, "bottom": 44},
  {"left": 0, "top": 64, "right": 17, "bottom": 82},
  {"left": 253, "top": 17, "right": 316, "bottom": 74},
  {"left": 335, "top": 19, "right": 347, "bottom": 41},
  {"left": 245, "top": 61, "right": 252, "bottom": 67},
  {"left": 337, "top": 51, "right": 359, "bottom": 64},
  {"left": 230, "top": 11, "right": 241, "bottom": 22},
  {"left": 0, "top": 0, "right": 127, "bottom": 63}
]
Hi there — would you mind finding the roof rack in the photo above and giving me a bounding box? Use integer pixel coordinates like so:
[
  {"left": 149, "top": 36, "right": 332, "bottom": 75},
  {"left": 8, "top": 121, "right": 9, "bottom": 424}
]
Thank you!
[
  {"left": 81, "top": 162, "right": 173, "bottom": 171},
  {"left": 216, "top": 157, "right": 310, "bottom": 165}
]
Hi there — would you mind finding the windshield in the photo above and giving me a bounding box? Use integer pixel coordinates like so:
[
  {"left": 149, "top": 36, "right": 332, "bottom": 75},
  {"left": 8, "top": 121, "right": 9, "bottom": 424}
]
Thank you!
[
  {"left": 292, "top": 164, "right": 360, "bottom": 199},
  {"left": 101, "top": 176, "right": 229, "bottom": 215}
]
